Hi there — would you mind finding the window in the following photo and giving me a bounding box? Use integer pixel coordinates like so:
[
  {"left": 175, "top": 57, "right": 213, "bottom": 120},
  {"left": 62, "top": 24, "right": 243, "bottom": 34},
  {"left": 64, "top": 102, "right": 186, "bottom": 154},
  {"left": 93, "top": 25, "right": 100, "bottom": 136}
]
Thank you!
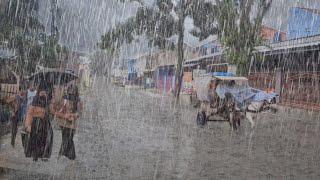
[{"left": 200, "top": 46, "right": 207, "bottom": 56}]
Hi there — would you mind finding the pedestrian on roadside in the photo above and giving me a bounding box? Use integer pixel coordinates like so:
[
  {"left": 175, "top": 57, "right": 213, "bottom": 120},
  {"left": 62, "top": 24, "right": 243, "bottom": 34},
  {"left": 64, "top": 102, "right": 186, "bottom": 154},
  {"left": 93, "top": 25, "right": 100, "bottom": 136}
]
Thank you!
[
  {"left": 26, "top": 83, "right": 37, "bottom": 111},
  {"left": 6, "top": 86, "right": 27, "bottom": 147},
  {"left": 54, "top": 83, "right": 82, "bottom": 160},
  {"left": 24, "top": 82, "right": 53, "bottom": 161}
]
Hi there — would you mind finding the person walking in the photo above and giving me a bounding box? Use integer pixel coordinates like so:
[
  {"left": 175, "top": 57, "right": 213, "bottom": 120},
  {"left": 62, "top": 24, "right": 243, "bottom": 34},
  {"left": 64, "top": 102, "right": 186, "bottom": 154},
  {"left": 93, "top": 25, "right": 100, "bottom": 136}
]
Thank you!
[
  {"left": 6, "top": 87, "right": 27, "bottom": 147},
  {"left": 24, "top": 82, "right": 53, "bottom": 161},
  {"left": 54, "top": 84, "right": 82, "bottom": 160},
  {"left": 26, "top": 83, "right": 37, "bottom": 110}
]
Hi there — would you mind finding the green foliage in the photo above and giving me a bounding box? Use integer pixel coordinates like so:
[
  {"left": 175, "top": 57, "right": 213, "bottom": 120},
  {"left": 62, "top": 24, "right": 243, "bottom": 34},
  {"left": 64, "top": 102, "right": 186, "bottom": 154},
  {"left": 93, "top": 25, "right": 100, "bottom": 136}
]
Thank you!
[
  {"left": 0, "top": 0, "right": 68, "bottom": 76},
  {"left": 100, "top": 1, "right": 177, "bottom": 52},
  {"left": 100, "top": 0, "right": 218, "bottom": 97},
  {"left": 189, "top": 1, "right": 217, "bottom": 40},
  {"left": 215, "top": 0, "right": 272, "bottom": 75}
]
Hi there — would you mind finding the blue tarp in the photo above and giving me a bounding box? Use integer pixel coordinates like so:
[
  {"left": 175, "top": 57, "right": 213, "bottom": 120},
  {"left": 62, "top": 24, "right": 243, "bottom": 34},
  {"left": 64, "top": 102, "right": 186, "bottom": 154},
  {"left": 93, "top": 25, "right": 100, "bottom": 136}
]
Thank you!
[
  {"left": 208, "top": 72, "right": 235, "bottom": 77},
  {"left": 216, "top": 85, "right": 278, "bottom": 104},
  {"left": 252, "top": 90, "right": 278, "bottom": 102}
]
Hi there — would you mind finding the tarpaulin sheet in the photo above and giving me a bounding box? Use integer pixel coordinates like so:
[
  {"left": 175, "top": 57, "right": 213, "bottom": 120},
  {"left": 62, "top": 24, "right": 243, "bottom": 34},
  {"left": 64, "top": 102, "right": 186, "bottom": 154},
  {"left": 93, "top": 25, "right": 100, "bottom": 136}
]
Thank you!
[
  {"left": 252, "top": 90, "right": 278, "bottom": 102},
  {"left": 194, "top": 75, "right": 278, "bottom": 104},
  {"left": 194, "top": 76, "right": 212, "bottom": 101},
  {"left": 216, "top": 85, "right": 277, "bottom": 104}
]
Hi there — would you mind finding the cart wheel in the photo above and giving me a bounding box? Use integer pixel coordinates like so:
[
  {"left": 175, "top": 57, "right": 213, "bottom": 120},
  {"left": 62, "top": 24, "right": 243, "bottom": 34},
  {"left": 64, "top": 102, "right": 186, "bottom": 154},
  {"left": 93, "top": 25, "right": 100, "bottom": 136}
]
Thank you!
[{"left": 197, "top": 112, "right": 207, "bottom": 127}]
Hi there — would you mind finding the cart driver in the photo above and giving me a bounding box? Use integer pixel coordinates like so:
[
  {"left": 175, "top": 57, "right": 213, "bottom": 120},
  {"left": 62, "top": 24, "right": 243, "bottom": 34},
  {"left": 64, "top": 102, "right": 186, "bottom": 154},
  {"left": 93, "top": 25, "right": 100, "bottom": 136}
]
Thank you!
[{"left": 208, "top": 80, "right": 220, "bottom": 108}]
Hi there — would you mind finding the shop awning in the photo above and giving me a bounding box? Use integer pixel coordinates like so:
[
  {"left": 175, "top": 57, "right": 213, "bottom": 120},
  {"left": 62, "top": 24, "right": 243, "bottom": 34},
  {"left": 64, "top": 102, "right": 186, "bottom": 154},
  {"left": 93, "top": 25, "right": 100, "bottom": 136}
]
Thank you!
[
  {"left": 183, "top": 52, "right": 223, "bottom": 67},
  {"left": 255, "top": 35, "right": 320, "bottom": 53}
]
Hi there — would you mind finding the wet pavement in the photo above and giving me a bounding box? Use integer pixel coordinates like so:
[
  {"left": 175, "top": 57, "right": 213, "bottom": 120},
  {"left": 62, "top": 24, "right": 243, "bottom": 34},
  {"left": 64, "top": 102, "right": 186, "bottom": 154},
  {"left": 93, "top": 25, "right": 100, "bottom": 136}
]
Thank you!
[{"left": 1, "top": 79, "right": 320, "bottom": 179}]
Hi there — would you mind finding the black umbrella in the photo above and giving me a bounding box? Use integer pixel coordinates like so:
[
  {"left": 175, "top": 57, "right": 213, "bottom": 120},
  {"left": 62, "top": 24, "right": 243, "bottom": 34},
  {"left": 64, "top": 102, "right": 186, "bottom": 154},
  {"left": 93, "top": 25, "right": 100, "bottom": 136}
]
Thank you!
[{"left": 27, "top": 69, "right": 79, "bottom": 101}]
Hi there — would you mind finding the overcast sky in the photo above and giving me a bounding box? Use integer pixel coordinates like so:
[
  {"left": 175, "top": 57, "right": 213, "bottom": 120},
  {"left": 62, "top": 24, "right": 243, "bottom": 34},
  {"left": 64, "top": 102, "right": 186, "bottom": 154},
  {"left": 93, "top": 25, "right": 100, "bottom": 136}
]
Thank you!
[{"left": 38, "top": 0, "right": 320, "bottom": 55}]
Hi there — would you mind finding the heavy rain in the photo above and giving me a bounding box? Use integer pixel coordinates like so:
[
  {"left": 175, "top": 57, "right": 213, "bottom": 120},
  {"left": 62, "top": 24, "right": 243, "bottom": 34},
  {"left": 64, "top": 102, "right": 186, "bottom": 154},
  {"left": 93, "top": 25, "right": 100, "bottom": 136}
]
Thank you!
[{"left": 0, "top": 0, "right": 320, "bottom": 179}]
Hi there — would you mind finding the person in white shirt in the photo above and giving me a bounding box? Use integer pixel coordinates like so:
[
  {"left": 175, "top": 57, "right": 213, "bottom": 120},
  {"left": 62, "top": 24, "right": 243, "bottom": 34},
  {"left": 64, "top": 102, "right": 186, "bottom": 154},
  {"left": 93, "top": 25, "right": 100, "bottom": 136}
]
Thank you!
[{"left": 27, "top": 84, "right": 37, "bottom": 110}]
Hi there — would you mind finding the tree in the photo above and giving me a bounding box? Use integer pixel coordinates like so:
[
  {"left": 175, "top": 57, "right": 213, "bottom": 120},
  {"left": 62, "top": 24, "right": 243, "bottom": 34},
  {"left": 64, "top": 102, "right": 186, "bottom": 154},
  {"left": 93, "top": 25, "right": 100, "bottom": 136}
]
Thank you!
[
  {"left": 0, "top": 0, "right": 44, "bottom": 39},
  {"left": 214, "top": 0, "right": 272, "bottom": 75},
  {"left": 0, "top": 0, "right": 68, "bottom": 76},
  {"left": 100, "top": 0, "right": 216, "bottom": 98}
]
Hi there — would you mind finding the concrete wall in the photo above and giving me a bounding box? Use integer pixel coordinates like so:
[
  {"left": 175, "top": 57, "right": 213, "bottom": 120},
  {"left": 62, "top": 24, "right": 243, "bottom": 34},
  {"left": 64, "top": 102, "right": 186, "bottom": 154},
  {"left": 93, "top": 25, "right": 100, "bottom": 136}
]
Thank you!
[{"left": 287, "top": 7, "right": 320, "bottom": 39}]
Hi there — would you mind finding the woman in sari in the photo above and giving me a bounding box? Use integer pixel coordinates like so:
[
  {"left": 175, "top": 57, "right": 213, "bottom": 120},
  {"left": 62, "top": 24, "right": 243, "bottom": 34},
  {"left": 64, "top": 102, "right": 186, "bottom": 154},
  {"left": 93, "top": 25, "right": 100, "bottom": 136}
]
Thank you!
[
  {"left": 54, "top": 84, "right": 82, "bottom": 160},
  {"left": 24, "top": 82, "right": 53, "bottom": 161}
]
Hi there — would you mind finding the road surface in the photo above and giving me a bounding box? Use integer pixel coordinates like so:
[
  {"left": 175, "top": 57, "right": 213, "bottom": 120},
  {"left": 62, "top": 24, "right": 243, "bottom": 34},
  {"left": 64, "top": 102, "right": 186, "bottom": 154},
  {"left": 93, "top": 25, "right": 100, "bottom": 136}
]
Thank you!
[{"left": 1, "top": 80, "right": 320, "bottom": 179}]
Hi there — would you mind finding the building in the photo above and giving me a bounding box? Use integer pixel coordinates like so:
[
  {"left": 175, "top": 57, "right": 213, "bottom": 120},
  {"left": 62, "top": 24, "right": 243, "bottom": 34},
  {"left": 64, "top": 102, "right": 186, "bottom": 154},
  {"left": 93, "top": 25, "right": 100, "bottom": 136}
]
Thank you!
[
  {"left": 249, "top": 7, "right": 320, "bottom": 110},
  {"left": 253, "top": 34, "right": 320, "bottom": 110},
  {"left": 261, "top": 25, "right": 286, "bottom": 43},
  {"left": 130, "top": 43, "right": 197, "bottom": 94},
  {"left": 183, "top": 35, "right": 225, "bottom": 75},
  {"left": 126, "top": 58, "right": 138, "bottom": 84},
  {"left": 287, "top": 7, "right": 320, "bottom": 39},
  {"left": 196, "top": 35, "right": 222, "bottom": 57}
]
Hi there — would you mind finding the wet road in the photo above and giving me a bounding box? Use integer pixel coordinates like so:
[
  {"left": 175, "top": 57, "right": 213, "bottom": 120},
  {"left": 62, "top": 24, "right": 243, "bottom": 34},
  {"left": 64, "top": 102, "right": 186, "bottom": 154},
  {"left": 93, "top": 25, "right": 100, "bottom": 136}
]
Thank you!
[{"left": 1, "top": 79, "right": 320, "bottom": 179}]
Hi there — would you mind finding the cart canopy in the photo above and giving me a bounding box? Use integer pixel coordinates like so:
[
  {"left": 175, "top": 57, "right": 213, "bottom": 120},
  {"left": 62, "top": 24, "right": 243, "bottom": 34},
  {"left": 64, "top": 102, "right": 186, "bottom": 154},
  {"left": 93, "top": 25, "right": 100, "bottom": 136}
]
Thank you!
[{"left": 194, "top": 74, "right": 278, "bottom": 105}]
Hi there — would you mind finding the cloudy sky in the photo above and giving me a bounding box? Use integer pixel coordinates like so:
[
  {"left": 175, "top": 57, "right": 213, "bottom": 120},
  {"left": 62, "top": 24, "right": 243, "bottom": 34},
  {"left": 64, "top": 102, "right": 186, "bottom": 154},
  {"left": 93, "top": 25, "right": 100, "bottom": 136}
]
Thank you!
[{"left": 38, "top": 0, "right": 320, "bottom": 56}]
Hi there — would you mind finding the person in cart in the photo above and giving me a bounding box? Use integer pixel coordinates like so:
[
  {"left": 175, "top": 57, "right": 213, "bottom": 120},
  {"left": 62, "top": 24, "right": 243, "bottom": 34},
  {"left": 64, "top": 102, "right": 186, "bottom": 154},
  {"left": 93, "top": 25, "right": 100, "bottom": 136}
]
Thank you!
[{"left": 208, "top": 80, "right": 220, "bottom": 108}]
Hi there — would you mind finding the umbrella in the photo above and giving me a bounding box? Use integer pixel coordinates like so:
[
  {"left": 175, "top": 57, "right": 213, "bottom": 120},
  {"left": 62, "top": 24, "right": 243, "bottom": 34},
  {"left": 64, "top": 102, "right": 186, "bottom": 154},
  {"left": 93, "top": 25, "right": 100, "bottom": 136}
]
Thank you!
[{"left": 28, "top": 69, "right": 78, "bottom": 86}]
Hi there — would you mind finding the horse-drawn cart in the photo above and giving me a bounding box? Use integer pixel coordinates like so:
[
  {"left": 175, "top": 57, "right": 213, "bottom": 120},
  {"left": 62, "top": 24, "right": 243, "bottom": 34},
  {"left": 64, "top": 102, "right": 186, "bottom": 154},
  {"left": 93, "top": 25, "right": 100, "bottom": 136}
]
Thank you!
[{"left": 194, "top": 74, "right": 278, "bottom": 129}]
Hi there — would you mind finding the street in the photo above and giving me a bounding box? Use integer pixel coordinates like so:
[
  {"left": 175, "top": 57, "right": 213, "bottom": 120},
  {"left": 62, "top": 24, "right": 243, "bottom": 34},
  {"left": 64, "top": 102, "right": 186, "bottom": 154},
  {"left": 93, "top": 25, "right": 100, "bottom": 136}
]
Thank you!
[{"left": 1, "top": 79, "right": 320, "bottom": 179}]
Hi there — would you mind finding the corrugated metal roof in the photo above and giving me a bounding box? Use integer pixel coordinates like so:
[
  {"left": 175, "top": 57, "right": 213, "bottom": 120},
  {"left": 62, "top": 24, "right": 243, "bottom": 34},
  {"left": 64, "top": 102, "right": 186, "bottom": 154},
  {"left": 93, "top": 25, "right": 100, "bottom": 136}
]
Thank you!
[
  {"left": 255, "top": 34, "right": 320, "bottom": 53},
  {"left": 295, "top": 7, "right": 320, "bottom": 15},
  {"left": 214, "top": 76, "right": 248, "bottom": 82},
  {"left": 184, "top": 52, "right": 223, "bottom": 65}
]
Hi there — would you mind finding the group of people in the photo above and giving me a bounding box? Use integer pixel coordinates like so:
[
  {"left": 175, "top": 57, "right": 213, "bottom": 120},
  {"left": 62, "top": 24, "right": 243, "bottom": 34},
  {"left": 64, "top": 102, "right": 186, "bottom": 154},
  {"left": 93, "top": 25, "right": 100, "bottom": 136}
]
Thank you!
[{"left": 6, "top": 80, "right": 82, "bottom": 162}]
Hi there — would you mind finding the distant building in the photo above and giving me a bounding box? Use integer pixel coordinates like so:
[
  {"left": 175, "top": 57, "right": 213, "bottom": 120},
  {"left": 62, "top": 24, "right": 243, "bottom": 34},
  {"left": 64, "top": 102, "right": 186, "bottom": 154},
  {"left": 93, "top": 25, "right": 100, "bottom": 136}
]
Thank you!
[
  {"left": 287, "top": 7, "right": 320, "bottom": 39},
  {"left": 126, "top": 58, "right": 138, "bottom": 82},
  {"left": 260, "top": 25, "right": 286, "bottom": 43},
  {"left": 196, "top": 35, "right": 221, "bottom": 57},
  {"left": 184, "top": 35, "right": 224, "bottom": 70},
  {"left": 253, "top": 34, "right": 320, "bottom": 110}
]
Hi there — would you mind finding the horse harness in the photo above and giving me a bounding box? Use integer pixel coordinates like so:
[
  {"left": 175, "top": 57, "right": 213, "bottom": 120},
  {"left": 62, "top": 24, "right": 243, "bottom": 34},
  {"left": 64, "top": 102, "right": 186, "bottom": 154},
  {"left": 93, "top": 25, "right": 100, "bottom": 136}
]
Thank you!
[{"left": 245, "top": 101, "right": 272, "bottom": 114}]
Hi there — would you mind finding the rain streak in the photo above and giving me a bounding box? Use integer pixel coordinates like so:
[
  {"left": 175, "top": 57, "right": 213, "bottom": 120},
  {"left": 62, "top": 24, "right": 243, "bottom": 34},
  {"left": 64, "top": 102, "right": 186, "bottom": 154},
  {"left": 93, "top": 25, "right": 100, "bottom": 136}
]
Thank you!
[{"left": 0, "top": 0, "right": 320, "bottom": 179}]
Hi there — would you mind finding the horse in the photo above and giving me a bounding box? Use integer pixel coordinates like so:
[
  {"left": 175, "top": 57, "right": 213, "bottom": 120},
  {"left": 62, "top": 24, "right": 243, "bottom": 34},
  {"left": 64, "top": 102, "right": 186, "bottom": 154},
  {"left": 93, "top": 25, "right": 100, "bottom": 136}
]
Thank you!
[
  {"left": 222, "top": 94, "right": 278, "bottom": 130},
  {"left": 216, "top": 92, "right": 242, "bottom": 130},
  {"left": 196, "top": 92, "right": 242, "bottom": 130},
  {"left": 244, "top": 98, "right": 278, "bottom": 128}
]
